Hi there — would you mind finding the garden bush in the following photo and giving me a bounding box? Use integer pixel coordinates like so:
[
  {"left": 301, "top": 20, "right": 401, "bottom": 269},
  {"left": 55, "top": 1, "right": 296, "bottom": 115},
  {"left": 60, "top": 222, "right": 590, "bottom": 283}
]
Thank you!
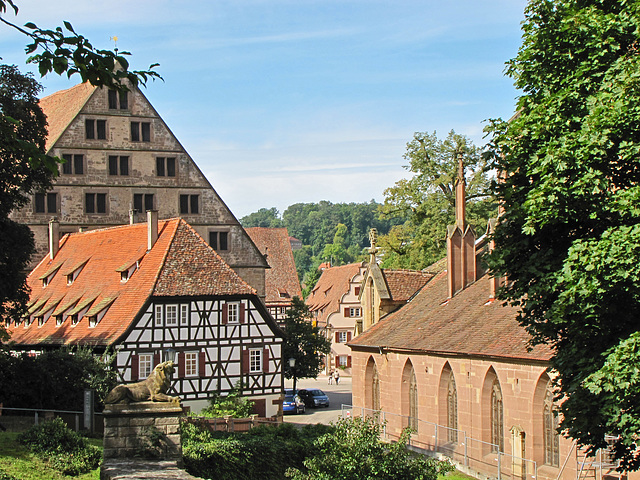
[
  {"left": 182, "top": 421, "right": 332, "bottom": 480},
  {"left": 17, "top": 418, "right": 101, "bottom": 476}
]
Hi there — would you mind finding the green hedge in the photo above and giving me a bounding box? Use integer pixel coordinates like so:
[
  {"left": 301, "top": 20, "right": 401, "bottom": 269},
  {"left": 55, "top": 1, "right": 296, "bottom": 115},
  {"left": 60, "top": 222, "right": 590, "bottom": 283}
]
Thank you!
[{"left": 182, "top": 422, "right": 332, "bottom": 480}]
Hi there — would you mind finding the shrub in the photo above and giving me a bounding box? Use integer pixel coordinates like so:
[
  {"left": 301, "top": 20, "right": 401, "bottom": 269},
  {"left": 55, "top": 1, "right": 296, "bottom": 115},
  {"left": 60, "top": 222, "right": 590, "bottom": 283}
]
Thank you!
[
  {"left": 286, "top": 416, "right": 454, "bottom": 480},
  {"left": 182, "top": 421, "right": 332, "bottom": 480},
  {"left": 17, "top": 418, "right": 101, "bottom": 476},
  {"left": 200, "top": 382, "right": 254, "bottom": 418}
]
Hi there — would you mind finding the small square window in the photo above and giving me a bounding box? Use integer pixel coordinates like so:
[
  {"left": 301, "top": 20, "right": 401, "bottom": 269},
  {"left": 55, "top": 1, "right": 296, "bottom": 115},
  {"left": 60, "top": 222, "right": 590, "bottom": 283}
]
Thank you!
[
  {"left": 156, "top": 157, "right": 176, "bottom": 177},
  {"left": 131, "top": 121, "right": 151, "bottom": 142},
  {"left": 227, "top": 303, "right": 239, "bottom": 323},
  {"left": 109, "top": 156, "right": 129, "bottom": 176},
  {"left": 349, "top": 307, "right": 361, "bottom": 317},
  {"left": 133, "top": 193, "right": 154, "bottom": 213},
  {"left": 62, "top": 154, "right": 84, "bottom": 175},
  {"left": 209, "top": 231, "right": 229, "bottom": 251},
  {"left": 86, "top": 193, "right": 107, "bottom": 214},
  {"left": 179, "top": 194, "right": 199, "bottom": 214},
  {"left": 338, "top": 355, "right": 348, "bottom": 367},
  {"left": 337, "top": 331, "right": 348, "bottom": 343},
  {"left": 108, "top": 90, "right": 128, "bottom": 110},
  {"left": 35, "top": 192, "right": 58, "bottom": 214},
  {"left": 85, "top": 119, "right": 106, "bottom": 140}
]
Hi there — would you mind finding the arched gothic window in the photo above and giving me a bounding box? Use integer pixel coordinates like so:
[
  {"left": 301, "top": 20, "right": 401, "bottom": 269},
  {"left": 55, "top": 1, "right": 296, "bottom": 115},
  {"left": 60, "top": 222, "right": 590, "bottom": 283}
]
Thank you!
[
  {"left": 372, "top": 364, "right": 380, "bottom": 411},
  {"left": 543, "top": 385, "right": 559, "bottom": 466},
  {"left": 409, "top": 369, "right": 418, "bottom": 430},
  {"left": 491, "top": 379, "right": 504, "bottom": 452},
  {"left": 447, "top": 370, "right": 458, "bottom": 442}
]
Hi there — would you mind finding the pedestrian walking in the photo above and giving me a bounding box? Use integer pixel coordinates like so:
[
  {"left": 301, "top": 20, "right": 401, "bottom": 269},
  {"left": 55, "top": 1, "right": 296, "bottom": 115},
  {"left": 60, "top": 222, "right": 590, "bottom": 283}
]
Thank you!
[
  {"left": 328, "top": 369, "right": 333, "bottom": 384},
  {"left": 334, "top": 369, "right": 340, "bottom": 385}
]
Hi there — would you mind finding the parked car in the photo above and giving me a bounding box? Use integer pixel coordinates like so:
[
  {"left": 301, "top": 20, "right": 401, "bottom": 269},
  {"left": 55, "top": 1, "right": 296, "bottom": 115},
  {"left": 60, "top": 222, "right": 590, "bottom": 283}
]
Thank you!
[
  {"left": 297, "top": 389, "right": 330, "bottom": 408},
  {"left": 283, "top": 393, "right": 306, "bottom": 414}
]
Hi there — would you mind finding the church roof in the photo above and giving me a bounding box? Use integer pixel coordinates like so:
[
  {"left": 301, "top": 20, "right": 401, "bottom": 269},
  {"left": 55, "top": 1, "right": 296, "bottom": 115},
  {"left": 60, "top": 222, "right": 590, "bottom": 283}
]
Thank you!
[
  {"left": 382, "top": 269, "right": 434, "bottom": 302},
  {"left": 8, "top": 219, "right": 255, "bottom": 348},
  {"left": 306, "top": 262, "right": 364, "bottom": 325},
  {"left": 245, "top": 227, "right": 302, "bottom": 304},
  {"left": 39, "top": 82, "right": 96, "bottom": 152},
  {"left": 350, "top": 270, "right": 552, "bottom": 362}
]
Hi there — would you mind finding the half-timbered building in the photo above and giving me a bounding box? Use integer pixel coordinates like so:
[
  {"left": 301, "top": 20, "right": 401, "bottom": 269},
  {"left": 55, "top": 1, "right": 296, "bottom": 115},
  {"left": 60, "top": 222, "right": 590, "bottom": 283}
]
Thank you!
[{"left": 7, "top": 213, "right": 283, "bottom": 415}]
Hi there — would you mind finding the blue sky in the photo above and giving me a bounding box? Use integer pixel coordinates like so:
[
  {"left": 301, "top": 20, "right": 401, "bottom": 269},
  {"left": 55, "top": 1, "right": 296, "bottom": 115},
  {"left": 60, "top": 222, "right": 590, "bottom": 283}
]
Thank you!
[{"left": 0, "top": 0, "right": 527, "bottom": 218}]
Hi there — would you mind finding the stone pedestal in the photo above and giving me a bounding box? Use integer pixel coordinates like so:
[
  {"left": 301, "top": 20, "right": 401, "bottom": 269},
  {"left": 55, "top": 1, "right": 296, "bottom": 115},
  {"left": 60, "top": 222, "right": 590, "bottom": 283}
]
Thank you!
[{"left": 103, "top": 402, "right": 183, "bottom": 461}]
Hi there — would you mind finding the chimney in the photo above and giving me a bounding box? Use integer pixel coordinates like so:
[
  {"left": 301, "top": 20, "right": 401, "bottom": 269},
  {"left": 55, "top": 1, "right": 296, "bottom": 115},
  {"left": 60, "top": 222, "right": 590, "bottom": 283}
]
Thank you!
[
  {"left": 147, "top": 210, "right": 158, "bottom": 250},
  {"left": 49, "top": 217, "right": 60, "bottom": 260},
  {"left": 447, "top": 153, "right": 476, "bottom": 297},
  {"left": 129, "top": 204, "right": 135, "bottom": 225}
]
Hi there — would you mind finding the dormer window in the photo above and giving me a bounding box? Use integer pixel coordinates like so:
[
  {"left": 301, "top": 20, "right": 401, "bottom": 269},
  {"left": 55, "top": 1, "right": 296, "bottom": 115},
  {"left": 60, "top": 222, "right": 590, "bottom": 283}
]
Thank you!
[
  {"left": 121, "top": 271, "right": 129, "bottom": 282},
  {"left": 56, "top": 315, "right": 63, "bottom": 327},
  {"left": 71, "top": 314, "right": 79, "bottom": 326},
  {"left": 63, "top": 260, "right": 87, "bottom": 286},
  {"left": 67, "top": 275, "right": 74, "bottom": 286},
  {"left": 37, "top": 316, "right": 44, "bottom": 326},
  {"left": 42, "top": 277, "right": 50, "bottom": 288},
  {"left": 119, "top": 260, "right": 140, "bottom": 283},
  {"left": 88, "top": 316, "right": 97, "bottom": 328}
]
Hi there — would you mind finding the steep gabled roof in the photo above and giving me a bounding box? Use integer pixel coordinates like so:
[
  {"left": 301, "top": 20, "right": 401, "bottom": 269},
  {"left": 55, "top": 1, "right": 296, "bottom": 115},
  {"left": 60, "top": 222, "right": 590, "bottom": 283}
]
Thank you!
[
  {"left": 8, "top": 218, "right": 255, "bottom": 348},
  {"left": 382, "top": 269, "right": 433, "bottom": 302},
  {"left": 306, "top": 262, "right": 363, "bottom": 325},
  {"left": 39, "top": 82, "right": 96, "bottom": 152},
  {"left": 350, "top": 271, "right": 552, "bottom": 362},
  {"left": 245, "top": 228, "right": 301, "bottom": 304}
]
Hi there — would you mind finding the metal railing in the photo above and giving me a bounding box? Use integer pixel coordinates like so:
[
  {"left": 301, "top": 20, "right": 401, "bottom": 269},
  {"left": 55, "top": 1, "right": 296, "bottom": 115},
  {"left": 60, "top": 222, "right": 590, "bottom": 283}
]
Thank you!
[{"left": 341, "top": 404, "right": 538, "bottom": 480}]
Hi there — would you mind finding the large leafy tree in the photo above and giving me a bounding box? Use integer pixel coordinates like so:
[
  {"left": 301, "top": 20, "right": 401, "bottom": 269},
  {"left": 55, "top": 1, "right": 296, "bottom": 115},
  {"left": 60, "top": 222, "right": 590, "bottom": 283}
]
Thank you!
[
  {"left": 282, "top": 297, "right": 331, "bottom": 391},
  {"left": 379, "top": 130, "right": 495, "bottom": 269},
  {"left": 0, "top": 1, "right": 160, "bottom": 337},
  {"left": 486, "top": 0, "right": 640, "bottom": 469}
]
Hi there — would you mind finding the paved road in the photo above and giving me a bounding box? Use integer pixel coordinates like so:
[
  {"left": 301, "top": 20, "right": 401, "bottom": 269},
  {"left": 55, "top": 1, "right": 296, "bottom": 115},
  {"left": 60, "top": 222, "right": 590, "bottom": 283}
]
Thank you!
[{"left": 283, "top": 375, "right": 352, "bottom": 426}]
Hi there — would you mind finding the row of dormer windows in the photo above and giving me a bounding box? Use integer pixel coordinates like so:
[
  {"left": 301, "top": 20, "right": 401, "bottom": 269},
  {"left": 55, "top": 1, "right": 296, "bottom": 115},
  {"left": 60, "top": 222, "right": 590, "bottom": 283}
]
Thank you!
[{"left": 59, "top": 154, "right": 177, "bottom": 177}]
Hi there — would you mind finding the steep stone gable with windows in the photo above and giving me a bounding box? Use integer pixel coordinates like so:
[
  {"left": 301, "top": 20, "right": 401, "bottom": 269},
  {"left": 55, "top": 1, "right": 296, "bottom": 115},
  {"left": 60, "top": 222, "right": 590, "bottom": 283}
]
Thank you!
[{"left": 10, "top": 82, "right": 267, "bottom": 295}]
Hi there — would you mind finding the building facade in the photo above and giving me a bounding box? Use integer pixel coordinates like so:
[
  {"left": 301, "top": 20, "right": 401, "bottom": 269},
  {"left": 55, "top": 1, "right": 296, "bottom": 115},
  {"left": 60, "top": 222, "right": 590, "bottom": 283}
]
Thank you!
[
  {"left": 9, "top": 82, "right": 267, "bottom": 295},
  {"left": 7, "top": 214, "right": 283, "bottom": 415}
]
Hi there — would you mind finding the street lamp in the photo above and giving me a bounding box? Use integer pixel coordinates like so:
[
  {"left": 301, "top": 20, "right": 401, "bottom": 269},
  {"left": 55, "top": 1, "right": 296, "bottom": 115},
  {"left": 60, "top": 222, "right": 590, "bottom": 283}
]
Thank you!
[
  {"left": 165, "top": 348, "right": 176, "bottom": 363},
  {"left": 289, "top": 357, "right": 297, "bottom": 393}
]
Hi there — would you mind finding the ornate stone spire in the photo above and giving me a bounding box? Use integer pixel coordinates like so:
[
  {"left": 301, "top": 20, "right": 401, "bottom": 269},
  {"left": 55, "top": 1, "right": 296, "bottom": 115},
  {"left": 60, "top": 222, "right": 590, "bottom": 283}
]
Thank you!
[{"left": 368, "top": 228, "right": 378, "bottom": 265}]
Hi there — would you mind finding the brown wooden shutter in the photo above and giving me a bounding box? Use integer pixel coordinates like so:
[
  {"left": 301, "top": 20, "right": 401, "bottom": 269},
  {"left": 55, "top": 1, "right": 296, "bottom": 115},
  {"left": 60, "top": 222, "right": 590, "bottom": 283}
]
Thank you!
[
  {"left": 131, "top": 354, "right": 139, "bottom": 381},
  {"left": 335, "top": 356, "right": 339, "bottom": 367},
  {"left": 344, "top": 307, "right": 350, "bottom": 317},
  {"left": 335, "top": 332, "right": 340, "bottom": 343},
  {"left": 153, "top": 352, "right": 160, "bottom": 367},
  {"left": 347, "top": 356, "right": 352, "bottom": 368},
  {"left": 240, "top": 303, "right": 246, "bottom": 323},
  {"left": 222, "top": 304, "right": 228, "bottom": 324},
  {"left": 199, "top": 351, "right": 206, "bottom": 377},
  {"left": 355, "top": 286, "right": 360, "bottom": 296},
  {"left": 178, "top": 352, "right": 185, "bottom": 378},
  {"left": 242, "top": 349, "right": 250, "bottom": 374},
  {"left": 347, "top": 331, "right": 352, "bottom": 342},
  {"left": 263, "top": 348, "right": 270, "bottom": 373}
]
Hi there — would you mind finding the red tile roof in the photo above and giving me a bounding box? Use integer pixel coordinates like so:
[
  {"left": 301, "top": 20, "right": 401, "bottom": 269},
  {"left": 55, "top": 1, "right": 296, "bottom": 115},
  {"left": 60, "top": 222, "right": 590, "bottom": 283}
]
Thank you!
[
  {"left": 39, "top": 83, "right": 96, "bottom": 152},
  {"left": 306, "top": 263, "right": 364, "bottom": 325},
  {"left": 245, "top": 228, "right": 302, "bottom": 304},
  {"left": 8, "top": 219, "right": 255, "bottom": 348},
  {"left": 350, "top": 271, "right": 552, "bottom": 362},
  {"left": 382, "top": 269, "right": 433, "bottom": 302}
]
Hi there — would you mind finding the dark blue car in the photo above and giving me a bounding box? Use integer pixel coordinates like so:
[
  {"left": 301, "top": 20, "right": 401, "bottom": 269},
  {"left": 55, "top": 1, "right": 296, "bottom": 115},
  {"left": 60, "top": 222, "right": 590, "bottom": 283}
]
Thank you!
[
  {"left": 297, "top": 389, "right": 330, "bottom": 408},
  {"left": 283, "top": 393, "right": 305, "bottom": 414}
]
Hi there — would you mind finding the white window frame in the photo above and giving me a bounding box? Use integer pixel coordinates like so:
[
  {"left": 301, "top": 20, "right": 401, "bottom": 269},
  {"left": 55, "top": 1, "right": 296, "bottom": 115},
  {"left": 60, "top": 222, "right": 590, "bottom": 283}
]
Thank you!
[
  {"left": 139, "top": 353, "right": 153, "bottom": 379},
  {"left": 349, "top": 307, "right": 362, "bottom": 317},
  {"left": 155, "top": 304, "right": 163, "bottom": 326},
  {"left": 180, "top": 304, "right": 188, "bottom": 325},
  {"left": 227, "top": 303, "right": 240, "bottom": 323},
  {"left": 166, "top": 305, "right": 178, "bottom": 326},
  {"left": 337, "top": 331, "right": 348, "bottom": 343},
  {"left": 185, "top": 352, "right": 198, "bottom": 377},
  {"left": 338, "top": 355, "right": 348, "bottom": 367},
  {"left": 249, "top": 348, "right": 262, "bottom": 373}
]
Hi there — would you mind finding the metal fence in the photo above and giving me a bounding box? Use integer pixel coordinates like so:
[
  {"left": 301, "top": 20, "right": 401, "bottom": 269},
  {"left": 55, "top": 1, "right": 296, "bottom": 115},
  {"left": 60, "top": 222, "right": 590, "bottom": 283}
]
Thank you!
[
  {"left": 341, "top": 404, "right": 538, "bottom": 480},
  {"left": 0, "top": 406, "right": 103, "bottom": 434},
  {"left": 183, "top": 415, "right": 281, "bottom": 433}
]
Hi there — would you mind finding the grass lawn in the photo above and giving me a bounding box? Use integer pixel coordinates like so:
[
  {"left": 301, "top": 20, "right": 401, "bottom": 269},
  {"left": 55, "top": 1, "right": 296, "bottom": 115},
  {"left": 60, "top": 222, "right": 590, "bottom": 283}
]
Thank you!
[
  {"left": 440, "top": 470, "right": 477, "bottom": 480},
  {"left": 0, "top": 432, "right": 101, "bottom": 480}
]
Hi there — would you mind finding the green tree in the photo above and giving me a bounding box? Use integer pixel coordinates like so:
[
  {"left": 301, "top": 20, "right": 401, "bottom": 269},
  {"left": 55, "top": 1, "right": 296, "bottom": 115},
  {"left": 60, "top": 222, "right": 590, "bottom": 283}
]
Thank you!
[
  {"left": 486, "top": 0, "right": 640, "bottom": 469},
  {"left": 321, "top": 223, "right": 353, "bottom": 266},
  {"left": 379, "top": 130, "right": 495, "bottom": 269},
  {"left": 286, "top": 416, "right": 453, "bottom": 480},
  {"left": 282, "top": 297, "right": 330, "bottom": 391},
  {"left": 240, "top": 207, "right": 283, "bottom": 228}
]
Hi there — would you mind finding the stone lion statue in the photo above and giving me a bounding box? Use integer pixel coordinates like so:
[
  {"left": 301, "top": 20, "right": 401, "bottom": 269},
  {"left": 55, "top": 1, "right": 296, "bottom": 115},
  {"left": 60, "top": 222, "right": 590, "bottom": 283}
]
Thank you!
[{"left": 104, "top": 360, "right": 180, "bottom": 405}]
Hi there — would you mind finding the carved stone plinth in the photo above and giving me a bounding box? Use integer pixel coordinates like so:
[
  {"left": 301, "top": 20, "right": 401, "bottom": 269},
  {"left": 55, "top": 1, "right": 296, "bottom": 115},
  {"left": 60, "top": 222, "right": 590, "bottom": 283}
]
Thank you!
[{"left": 102, "top": 402, "right": 183, "bottom": 462}]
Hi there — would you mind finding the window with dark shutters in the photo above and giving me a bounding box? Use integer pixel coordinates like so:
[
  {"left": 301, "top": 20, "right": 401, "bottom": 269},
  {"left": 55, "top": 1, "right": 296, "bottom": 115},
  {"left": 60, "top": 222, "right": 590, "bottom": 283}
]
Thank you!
[
  {"left": 347, "top": 356, "right": 352, "bottom": 368},
  {"left": 335, "top": 332, "right": 340, "bottom": 343},
  {"left": 347, "top": 331, "right": 352, "bottom": 342},
  {"left": 131, "top": 354, "right": 139, "bottom": 381},
  {"left": 344, "top": 307, "right": 350, "bottom": 317},
  {"left": 221, "top": 303, "right": 228, "bottom": 324}
]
